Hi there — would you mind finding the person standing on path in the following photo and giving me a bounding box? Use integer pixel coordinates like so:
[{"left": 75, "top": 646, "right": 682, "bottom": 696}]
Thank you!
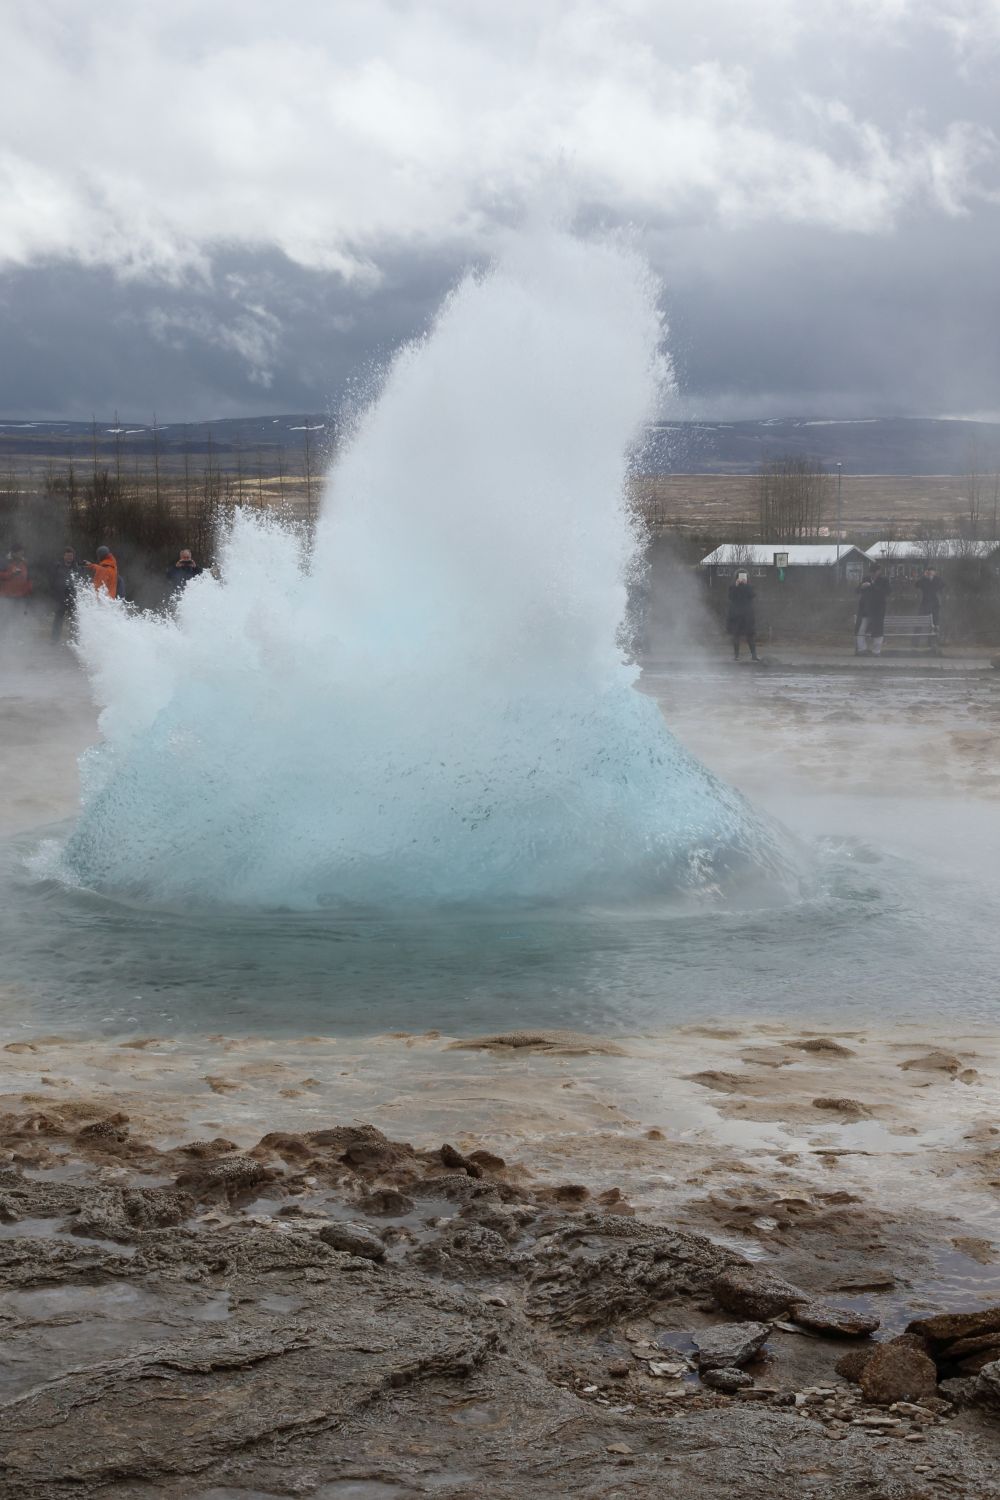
[
  {"left": 85, "top": 546, "right": 118, "bottom": 599},
  {"left": 50, "top": 547, "right": 85, "bottom": 642},
  {"left": 0, "top": 543, "right": 32, "bottom": 600},
  {"left": 915, "top": 567, "right": 943, "bottom": 629},
  {"left": 0, "top": 543, "right": 32, "bottom": 632},
  {"left": 857, "top": 565, "right": 890, "bottom": 655},
  {"left": 854, "top": 574, "right": 872, "bottom": 654},
  {"left": 726, "top": 572, "right": 759, "bottom": 661}
]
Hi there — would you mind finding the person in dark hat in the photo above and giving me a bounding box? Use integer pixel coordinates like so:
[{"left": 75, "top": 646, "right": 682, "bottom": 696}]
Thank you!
[
  {"left": 726, "top": 572, "right": 759, "bottom": 661},
  {"left": 856, "top": 565, "right": 890, "bottom": 655},
  {"left": 915, "top": 566, "right": 943, "bottom": 629}
]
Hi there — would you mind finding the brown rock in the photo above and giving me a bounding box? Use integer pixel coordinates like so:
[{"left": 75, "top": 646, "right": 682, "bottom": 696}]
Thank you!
[
  {"left": 835, "top": 1348, "right": 874, "bottom": 1382},
  {"left": 712, "top": 1264, "right": 806, "bottom": 1320},
  {"left": 318, "top": 1222, "right": 386, "bottom": 1261},
  {"left": 975, "top": 1360, "right": 1000, "bottom": 1404},
  {"left": 956, "top": 1348, "right": 1000, "bottom": 1375},
  {"left": 702, "top": 1366, "right": 753, "bottom": 1392},
  {"left": 448, "top": 1029, "right": 628, "bottom": 1055},
  {"left": 175, "top": 1153, "right": 271, "bottom": 1197},
  {"left": 899, "top": 1051, "right": 964, "bottom": 1076},
  {"left": 792, "top": 1038, "right": 855, "bottom": 1057},
  {"left": 908, "top": 1306, "right": 1000, "bottom": 1351},
  {"left": 256, "top": 1131, "right": 313, "bottom": 1161},
  {"left": 811, "top": 1098, "right": 872, "bottom": 1118},
  {"left": 552, "top": 1184, "right": 590, "bottom": 1203},
  {"left": 358, "top": 1188, "right": 415, "bottom": 1216},
  {"left": 440, "top": 1144, "right": 482, "bottom": 1177},
  {"left": 76, "top": 1115, "right": 130, "bottom": 1144},
  {"left": 178, "top": 1137, "right": 239, "bottom": 1158},
  {"left": 687, "top": 1070, "right": 743, "bottom": 1093},
  {"left": 860, "top": 1344, "right": 938, "bottom": 1406},
  {"left": 468, "top": 1150, "right": 507, "bottom": 1172},
  {"left": 693, "top": 1321, "right": 770, "bottom": 1371},
  {"left": 790, "top": 1301, "right": 880, "bottom": 1337},
  {"left": 946, "top": 1331, "right": 1000, "bottom": 1361}
]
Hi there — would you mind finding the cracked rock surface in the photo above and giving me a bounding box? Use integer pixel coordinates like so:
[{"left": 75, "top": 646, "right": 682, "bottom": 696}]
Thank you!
[{"left": 1, "top": 1109, "right": 1000, "bottom": 1499}]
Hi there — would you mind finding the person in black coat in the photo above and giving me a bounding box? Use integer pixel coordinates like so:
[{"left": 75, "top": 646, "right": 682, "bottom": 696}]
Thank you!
[
  {"left": 50, "top": 547, "right": 85, "bottom": 643},
  {"left": 856, "top": 566, "right": 890, "bottom": 655},
  {"left": 166, "top": 548, "right": 203, "bottom": 590},
  {"left": 915, "top": 567, "right": 943, "bottom": 627},
  {"left": 726, "top": 573, "right": 759, "bottom": 660}
]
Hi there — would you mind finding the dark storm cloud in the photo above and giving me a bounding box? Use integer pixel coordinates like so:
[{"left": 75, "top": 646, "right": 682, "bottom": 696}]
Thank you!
[
  {"left": 0, "top": 249, "right": 459, "bottom": 421},
  {"left": 655, "top": 205, "right": 1000, "bottom": 420},
  {"left": 2, "top": 2, "right": 1000, "bottom": 419}
]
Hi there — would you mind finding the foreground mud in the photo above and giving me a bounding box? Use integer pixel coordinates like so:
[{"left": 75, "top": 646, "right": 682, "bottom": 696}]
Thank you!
[{"left": 3, "top": 1033, "right": 1000, "bottom": 1498}]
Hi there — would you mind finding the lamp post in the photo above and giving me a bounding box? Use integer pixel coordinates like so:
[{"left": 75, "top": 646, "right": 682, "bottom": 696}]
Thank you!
[{"left": 836, "top": 463, "right": 843, "bottom": 580}]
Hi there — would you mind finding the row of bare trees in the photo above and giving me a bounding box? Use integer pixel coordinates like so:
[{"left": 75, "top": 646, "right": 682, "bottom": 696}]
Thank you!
[
  {"left": 0, "top": 431, "right": 325, "bottom": 606},
  {"left": 756, "top": 456, "right": 832, "bottom": 541}
]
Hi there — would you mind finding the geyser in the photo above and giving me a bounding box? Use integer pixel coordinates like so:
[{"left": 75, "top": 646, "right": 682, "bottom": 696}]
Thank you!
[{"left": 61, "top": 233, "right": 793, "bottom": 909}]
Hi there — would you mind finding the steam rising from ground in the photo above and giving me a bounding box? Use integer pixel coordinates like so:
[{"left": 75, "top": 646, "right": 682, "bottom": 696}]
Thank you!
[{"left": 61, "top": 233, "right": 792, "bottom": 909}]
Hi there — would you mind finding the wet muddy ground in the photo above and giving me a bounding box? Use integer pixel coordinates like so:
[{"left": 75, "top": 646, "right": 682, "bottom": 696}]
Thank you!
[{"left": 3, "top": 1025, "right": 1000, "bottom": 1497}]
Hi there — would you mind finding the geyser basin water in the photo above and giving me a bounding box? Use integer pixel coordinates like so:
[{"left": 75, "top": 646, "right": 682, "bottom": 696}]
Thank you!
[{"left": 58, "top": 233, "right": 793, "bottom": 910}]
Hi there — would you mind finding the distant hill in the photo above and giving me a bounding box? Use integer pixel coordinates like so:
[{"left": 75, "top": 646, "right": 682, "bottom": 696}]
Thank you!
[
  {"left": 643, "top": 417, "right": 1000, "bottom": 476},
  {"left": 1, "top": 413, "right": 998, "bottom": 480},
  {"left": 0, "top": 415, "right": 330, "bottom": 480}
]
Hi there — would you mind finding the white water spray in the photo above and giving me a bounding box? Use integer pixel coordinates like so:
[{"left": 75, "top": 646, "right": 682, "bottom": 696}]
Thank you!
[{"left": 62, "top": 233, "right": 792, "bottom": 908}]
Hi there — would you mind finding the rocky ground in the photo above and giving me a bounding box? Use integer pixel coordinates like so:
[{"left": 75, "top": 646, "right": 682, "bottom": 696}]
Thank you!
[{"left": 3, "top": 1028, "right": 1000, "bottom": 1498}]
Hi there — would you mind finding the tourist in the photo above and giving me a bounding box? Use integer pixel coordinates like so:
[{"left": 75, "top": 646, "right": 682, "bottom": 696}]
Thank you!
[
  {"left": 915, "top": 566, "right": 943, "bottom": 628},
  {"left": 166, "top": 548, "right": 203, "bottom": 589},
  {"left": 85, "top": 545, "right": 118, "bottom": 599},
  {"left": 0, "top": 542, "right": 32, "bottom": 598},
  {"left": 854, "top": 573, "right": 872, "bottom": 654},
  {"left": 856, "top": 565, "right": 890, "bottom": 655},
  {"left": 726, "top": 572, "right": 759, "bottom": 661},
  {"left": 51, "top": 547, "right": 85, "bottom": 642},
  {"left": 0, "top": 544, "right": 33, "bottom": 629}
]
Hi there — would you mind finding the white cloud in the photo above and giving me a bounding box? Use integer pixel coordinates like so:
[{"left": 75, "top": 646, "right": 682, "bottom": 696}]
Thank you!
[{"left": 1, "top": 0, "right": 998, "bottom": 284}]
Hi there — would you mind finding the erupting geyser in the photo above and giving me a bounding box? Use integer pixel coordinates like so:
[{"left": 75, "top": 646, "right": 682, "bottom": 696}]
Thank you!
[{"left": 61, "top": 233, "right": 793, "bottom": 909}]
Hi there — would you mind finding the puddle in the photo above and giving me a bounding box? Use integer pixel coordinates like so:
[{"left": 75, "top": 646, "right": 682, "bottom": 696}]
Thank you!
[
  {"left": 242, "top": 1189, "right": 459, "bottom": 1267},
  {"left": 0, "top": 1216, "right": 136, "bottom": 1255},
  {"left": 447, "top": 1400, "right": 507, "bottom": 1428}
]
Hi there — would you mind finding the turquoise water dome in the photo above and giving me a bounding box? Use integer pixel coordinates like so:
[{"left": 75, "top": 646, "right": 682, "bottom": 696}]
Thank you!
[{"left": 61, "top": 233, "right": 795, "bottom": 910}]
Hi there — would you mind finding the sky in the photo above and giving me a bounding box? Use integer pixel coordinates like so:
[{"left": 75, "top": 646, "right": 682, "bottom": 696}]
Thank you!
[{"left": 3, "top": 0, "right": 1000, "bottom": 421}]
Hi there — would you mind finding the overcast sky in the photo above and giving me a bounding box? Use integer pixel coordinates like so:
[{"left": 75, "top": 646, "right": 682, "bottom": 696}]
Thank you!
[{"left": 3, "top": 0, "right": 1000, "bottom": 421}]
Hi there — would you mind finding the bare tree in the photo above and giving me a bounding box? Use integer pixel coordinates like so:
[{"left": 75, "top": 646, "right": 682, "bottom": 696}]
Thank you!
[
  {"left": 962, "top": 437, "right": 985, "bottom": 536},
  {"left": 302, "top": 424, "right": 315, "bottom": 523},
  {"left": 757, "top": 456, "right": 831, "bottom": 541}
]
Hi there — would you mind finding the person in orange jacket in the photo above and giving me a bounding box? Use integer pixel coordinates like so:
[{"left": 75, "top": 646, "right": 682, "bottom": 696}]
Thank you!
[
  {"left": 85, "top": 545, "right": 118, "bottom": 598},
  {"left": 0, "top": 543, "right": 32, "bottom": 598}
]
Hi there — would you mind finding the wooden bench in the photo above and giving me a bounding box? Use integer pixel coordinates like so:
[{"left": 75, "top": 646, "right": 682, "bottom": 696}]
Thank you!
[{"left": 879, "top": 613, "right": 940, "bottom": 653}]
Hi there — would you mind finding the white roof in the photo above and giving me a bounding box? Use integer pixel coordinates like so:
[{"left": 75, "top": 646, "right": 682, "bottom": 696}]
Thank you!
[
  {"left": 865, "top": 539, "right": 1000, "bottom": 560},
  {"left": 699, "top": 543, "right": 867, "bottom": 567}
]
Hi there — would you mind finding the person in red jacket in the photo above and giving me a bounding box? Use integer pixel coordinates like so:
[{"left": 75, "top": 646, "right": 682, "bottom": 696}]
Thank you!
[
  {"left": 0, "top": 543, "right": 32, "bottom": 599},
  {"left": 85, "top": 545, "right": 118, "bottom": 598}
]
